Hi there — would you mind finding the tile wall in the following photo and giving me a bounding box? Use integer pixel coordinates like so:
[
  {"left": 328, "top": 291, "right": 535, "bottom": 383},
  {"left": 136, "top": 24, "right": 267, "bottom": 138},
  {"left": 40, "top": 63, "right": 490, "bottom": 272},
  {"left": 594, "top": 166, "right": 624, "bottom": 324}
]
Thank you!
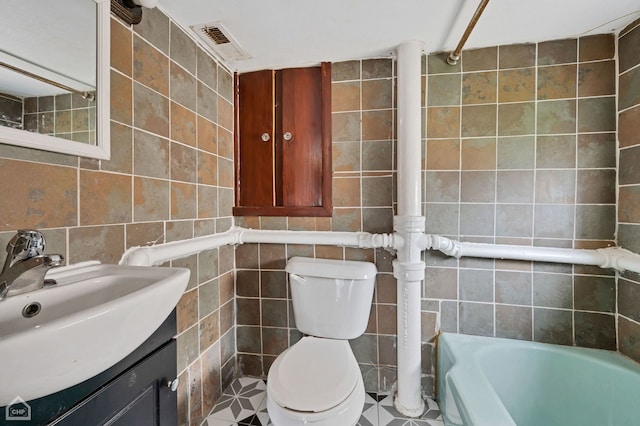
[
  {"left": 617, "top": 18, "right": 640, "bottom": 363},
  {"left": 0, "top": 9, "right": 235, "bottom": 426},
  {"left": 0, "top": 93, "right": 23, "bottom": 129},
  {"left": 22, "top": 92, "right": 97, "bottom": 143},
  {"left": 424, "top": 35, "right": 618, "bottom": 353},
  {"left": 0, "top": 9, "right": 637, "bottom": 425},
  {"left": 234, "top": 34, "right": 622, "bottom": 398}
]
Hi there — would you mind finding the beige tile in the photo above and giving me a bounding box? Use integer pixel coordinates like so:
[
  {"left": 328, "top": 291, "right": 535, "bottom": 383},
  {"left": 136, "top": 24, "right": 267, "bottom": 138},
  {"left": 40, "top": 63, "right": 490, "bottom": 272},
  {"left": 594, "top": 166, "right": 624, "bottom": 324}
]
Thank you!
[
  {"left": 102, "top": 122, "right": 132, "bottom": 174},
  {"left": 171, "top": 182, "right": 197, "bottom": 219},
  {"left": 499, "top": 44, "right": 536, "bottom": 69},
  {"left": 201, "top": 344, "right": 221, "bottom": 415},
  {"left": 332, "top": 208, "right": 362, "bottom": 232},
  {"left": 133, "top": 130, "right": 170, "bottom": 179},
  {"left": 111, "top": 18, "right": 132, "bottom": 76},
  {"left": 218, "top": 96, "right": 234, "bottom": 131},
  {"left": 332, "top": 60, "right": 360, "bottom": 81},
  {"left": 80, "top": 170, "right": 132, "bottom": 225},
  {"left": 619, "top": 106, "right": 640, "bottom": 149},
  {"left": 133, "top": 176, "right": 170, "bottom": 221},
  {"left": 133, "top": 82, "right": 169, "bottom": 137},
  {"left": 462, "top": 71, "right": 497, "bottom": 104},
  {"left": 197, "top": 116, "right": 217, "bottom": 154},
  {"left": 197, "top": 151, "right": 218, "bottom": 186},
  {"left": 537, "top": 65, "right": 577, "bottom": 100},
  {"left": 362, "top": 110, "right": 393, "bottom": 141},
  {"left": 189, "top": 358, "right": 203, "bottom": 425},
  {"left": 362, "top": 79, "right": 393, "bottom": 110},
  {"left": 0, "top": 159, "right": 77, "bottom": 231},
  {"left": 462, "top": 47, "right": 497, "bottom": 72},
  {"left": 170, "top": 22, "right": 197, "bottom": 74},
  {"left": 333, "top": 141, "right": 360, "bottom": 172},
  {"left": 362, "top": 58, "right": 393, "bottom": 79},
  {"left": 618, "top": 186, "right": 640, "bottom": 223},
  {"left": 461, "top": 104, "right": 496, "bottom": 137},
  {"left": 68, "top": 225, "right": 125, "bottom": 264},
  {"left": 333, "top": 177, "right": 361, "bottom": 207},
  {"left": 426, "top": 139, "right": 460, "bottom": 170},
  {"left": 218, "top": 127, "right": 234, "bottom": 159},
  {"left": 133, "top": 35, "right": 169, "bottom": 96},
  {"left": 177, "top": 288, "right": 199, "bottom": 334},
  {"left": 426, "top": 107, "right": 460, "bottom": 138},
  {"left": 197, "top": 186, "right": 217, "bottom": 219},
  {"left": 126, "top": 222, "right": 164, "bottom": 248},
  {"left": 498, "top": 68, "right": 535, "bottom": 102},
  {"left": 171, "top": 102, "right": 197, "bottom": 147},
  {"left": 578, "top": 61, "right": 615, "bottom": 97},
  {"left": 332, "top": 81, "right": 361, "bottom": 112},
  {"left": 110, "top": 71, "right": 132, "bottom": 125},
  {"left": 538, "top": 38, "right": 577, "bottom": 65},
  {"left": 461, "top": 138, "right": 496, "bottom": 170},
  {"left": 579, "top": 34, "right": 615, "bottom": 61},
  {"left": 333, "top": 111, "right": 361, "bottom": 142},
  {"left": 316, "top": 245, "right": 344, "bottom": 259},
  {"left": 170, "top": 143, "right": 196, "bottom": 184},
  {"left": 199, "top": 311, "right": 220, "bottom": 353},
  {"left": 170, "top": 61, "right": 197, "bottom": 111}
]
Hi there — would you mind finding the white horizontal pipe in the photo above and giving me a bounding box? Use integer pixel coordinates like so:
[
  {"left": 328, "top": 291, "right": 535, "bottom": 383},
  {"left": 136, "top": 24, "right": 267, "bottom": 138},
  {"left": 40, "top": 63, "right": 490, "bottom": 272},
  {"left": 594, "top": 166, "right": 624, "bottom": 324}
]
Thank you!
[
  {"left": 422, "top": 234, "right": 640, "bottom": 274},
  {"left": 236, "top": 228, "right": 395, "bottom": 249},
  {"left": 120, "top": 227, "right": 395, "bottom": 266},
  {"left": 120, "top": 231, "right": 240, "bottom": 266}
]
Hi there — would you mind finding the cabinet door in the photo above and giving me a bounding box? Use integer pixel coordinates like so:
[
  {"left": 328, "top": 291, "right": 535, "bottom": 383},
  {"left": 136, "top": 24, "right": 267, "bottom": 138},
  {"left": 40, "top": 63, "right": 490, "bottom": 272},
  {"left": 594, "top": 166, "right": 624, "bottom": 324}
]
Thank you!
[
  {"left": 278, "top": 67, "right": 323, "bottom": 207},
  {"left": 234, "top": 64, "right": 332, "bottom": 216},
  {"left": 49, "top": 340, "right": 177, "bottom": 426},
  {"left": 237, "top": 70, "right": 275, "bottom": 207}
]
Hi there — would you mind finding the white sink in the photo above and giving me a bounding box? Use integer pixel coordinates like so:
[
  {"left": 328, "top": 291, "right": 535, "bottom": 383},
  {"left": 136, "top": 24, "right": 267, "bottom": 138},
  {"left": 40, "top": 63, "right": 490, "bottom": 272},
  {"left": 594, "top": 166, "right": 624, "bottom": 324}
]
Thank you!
[{"left": 0, "top": 261, "right": 190, "bottom": 405}]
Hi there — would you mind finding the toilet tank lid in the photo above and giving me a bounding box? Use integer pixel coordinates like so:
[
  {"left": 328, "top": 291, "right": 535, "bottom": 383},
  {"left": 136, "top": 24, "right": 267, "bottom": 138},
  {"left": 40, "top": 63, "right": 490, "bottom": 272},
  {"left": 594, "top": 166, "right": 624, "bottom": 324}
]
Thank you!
[{"left": 286, "top": 256, "right": 377, "bottom": 280}]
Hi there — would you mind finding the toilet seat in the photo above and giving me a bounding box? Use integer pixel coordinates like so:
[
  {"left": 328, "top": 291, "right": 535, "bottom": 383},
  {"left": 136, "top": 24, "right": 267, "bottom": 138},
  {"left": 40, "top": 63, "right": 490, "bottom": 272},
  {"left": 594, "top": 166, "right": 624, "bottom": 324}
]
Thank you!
[{"left": 267, "top": 336, "right": 359, "bottom": 413}]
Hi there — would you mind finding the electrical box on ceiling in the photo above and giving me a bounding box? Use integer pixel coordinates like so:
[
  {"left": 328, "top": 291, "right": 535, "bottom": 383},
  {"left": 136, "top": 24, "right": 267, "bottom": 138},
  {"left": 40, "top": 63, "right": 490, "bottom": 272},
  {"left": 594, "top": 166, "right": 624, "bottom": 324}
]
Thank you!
[{"left": 190, "top": 21, "right": 251, "bottom": 62}]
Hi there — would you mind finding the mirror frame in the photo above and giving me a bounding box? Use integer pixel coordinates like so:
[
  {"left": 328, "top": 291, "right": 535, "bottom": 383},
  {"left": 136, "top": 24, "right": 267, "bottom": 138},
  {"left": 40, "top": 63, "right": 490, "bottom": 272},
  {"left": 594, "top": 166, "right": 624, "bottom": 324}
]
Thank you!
[{"left": 0, "top": 0, "right": 110, "bottom": 160}]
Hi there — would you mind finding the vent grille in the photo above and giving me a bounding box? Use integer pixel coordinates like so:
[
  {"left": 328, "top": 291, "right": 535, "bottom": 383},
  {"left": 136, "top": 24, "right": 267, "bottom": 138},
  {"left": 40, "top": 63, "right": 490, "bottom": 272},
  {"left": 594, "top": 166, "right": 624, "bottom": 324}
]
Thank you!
[
  {"left": 202, "top": 26, "right": 230, "bottom": 45},
  {"left": 190, "top": 21, "right": 251, "bottom": 61}
]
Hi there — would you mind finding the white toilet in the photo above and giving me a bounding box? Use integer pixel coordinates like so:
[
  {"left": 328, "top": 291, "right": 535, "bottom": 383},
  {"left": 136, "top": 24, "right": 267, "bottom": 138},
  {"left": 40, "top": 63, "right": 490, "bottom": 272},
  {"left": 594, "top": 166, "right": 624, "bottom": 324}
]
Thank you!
[{"left": 266, "top": 256, "right": 377, "bottom": 426}]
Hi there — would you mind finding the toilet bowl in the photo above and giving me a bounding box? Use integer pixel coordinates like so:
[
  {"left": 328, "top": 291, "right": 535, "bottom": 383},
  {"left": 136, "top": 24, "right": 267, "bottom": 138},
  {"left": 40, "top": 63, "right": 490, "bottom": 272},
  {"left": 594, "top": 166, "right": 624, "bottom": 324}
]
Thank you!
[
  {"left": 265, "top": 257, "right": 377, "bottom": 426},
  {"left": 266, "top": 337, "right": 364, "bottom": 426}
]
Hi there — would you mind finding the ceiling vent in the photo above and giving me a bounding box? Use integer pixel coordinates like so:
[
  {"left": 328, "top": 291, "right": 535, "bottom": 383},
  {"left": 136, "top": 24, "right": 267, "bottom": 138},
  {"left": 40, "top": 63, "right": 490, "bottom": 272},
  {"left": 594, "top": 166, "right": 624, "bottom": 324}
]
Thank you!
[{"left": 190, "top": 22, "right": 251, "bottom": 62}]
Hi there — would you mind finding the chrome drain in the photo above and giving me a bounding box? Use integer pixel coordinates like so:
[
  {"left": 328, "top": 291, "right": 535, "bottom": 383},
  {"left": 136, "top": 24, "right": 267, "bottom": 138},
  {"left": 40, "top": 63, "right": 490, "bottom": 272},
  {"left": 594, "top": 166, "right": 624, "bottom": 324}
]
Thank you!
[{"left": 22, "top": 302, "right": 41, "bottom": 318}]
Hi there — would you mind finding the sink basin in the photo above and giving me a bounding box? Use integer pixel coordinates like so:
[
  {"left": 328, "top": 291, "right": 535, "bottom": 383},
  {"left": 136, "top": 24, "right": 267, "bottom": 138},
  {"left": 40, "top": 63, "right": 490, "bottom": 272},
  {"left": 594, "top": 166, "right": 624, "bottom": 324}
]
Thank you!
[{"left": 0, "top": 261, "right": 190, "bottom": 405}]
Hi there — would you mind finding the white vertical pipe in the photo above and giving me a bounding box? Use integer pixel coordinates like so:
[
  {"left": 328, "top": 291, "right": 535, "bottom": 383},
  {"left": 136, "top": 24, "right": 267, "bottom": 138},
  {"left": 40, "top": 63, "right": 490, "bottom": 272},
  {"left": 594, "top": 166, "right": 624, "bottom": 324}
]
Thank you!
[
  {"left": 397, "top": 41, "right": 423, "bottom": 217},
  {"left": 394, "top": 40, "right": 426, "bottom": 417}
]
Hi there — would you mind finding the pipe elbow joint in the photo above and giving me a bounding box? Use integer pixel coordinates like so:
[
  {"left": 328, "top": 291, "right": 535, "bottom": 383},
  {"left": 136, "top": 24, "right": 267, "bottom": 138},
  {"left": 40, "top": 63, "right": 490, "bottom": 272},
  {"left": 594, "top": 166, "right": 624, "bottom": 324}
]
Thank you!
[{"left": 120, "top": 247, "right": 153, "bottom": 266}]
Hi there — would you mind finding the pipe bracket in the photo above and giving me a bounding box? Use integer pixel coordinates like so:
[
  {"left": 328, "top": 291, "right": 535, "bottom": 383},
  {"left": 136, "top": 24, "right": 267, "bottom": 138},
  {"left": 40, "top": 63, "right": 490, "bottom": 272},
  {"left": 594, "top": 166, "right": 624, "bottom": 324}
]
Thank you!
[
  {"left": 394, "top": 216, "right": 426, "bottom": 234},
  {"left": 392, "top": 260, "right": 426, "bottom": 282}
]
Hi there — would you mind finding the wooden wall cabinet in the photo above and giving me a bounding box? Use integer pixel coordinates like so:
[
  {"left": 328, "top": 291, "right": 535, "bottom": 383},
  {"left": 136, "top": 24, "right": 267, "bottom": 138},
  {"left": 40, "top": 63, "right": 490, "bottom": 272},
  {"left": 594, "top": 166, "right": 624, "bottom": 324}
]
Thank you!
[{"left": 234, "top": 63, "right": 332, "bottom": 216}]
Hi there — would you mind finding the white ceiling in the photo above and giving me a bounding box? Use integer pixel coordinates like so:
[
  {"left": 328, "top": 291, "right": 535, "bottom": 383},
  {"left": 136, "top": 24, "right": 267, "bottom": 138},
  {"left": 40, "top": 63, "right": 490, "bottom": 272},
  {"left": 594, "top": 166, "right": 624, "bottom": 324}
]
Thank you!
[
  {"left": 158, "top": 0, "right": 640, "bottom": 73},
  {"left": 0, "top": 0, "right": 96, "bottom": 97}
]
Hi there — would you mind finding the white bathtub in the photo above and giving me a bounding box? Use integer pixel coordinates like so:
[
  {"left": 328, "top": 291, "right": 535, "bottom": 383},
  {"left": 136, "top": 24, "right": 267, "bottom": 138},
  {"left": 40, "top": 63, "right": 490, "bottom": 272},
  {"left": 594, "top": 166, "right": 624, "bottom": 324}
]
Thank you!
[{"left": 437, "top": 333, "right": 640, "bottom": 426}]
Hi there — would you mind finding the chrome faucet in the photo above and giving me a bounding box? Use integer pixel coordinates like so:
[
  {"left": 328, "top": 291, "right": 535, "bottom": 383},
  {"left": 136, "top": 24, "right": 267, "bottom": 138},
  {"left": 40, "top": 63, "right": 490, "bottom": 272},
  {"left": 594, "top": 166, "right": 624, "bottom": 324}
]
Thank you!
[{"left": 0, "top": 230, "right": 64, "bottom": 299}]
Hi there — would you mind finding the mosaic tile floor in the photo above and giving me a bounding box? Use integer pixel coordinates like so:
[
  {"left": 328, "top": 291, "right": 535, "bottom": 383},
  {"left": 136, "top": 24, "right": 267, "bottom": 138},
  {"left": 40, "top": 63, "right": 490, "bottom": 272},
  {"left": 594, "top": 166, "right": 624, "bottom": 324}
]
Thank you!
[{"left": 203, "top": 377, "right": 444, "bottom": 426}]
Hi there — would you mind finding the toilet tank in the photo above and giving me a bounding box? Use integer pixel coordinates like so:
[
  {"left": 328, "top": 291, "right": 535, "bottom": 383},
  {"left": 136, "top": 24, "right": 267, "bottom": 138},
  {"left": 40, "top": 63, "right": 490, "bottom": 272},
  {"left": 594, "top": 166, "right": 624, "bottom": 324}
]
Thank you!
[{"left": 286, "top": 257, "right": 377, "bottom": 339}]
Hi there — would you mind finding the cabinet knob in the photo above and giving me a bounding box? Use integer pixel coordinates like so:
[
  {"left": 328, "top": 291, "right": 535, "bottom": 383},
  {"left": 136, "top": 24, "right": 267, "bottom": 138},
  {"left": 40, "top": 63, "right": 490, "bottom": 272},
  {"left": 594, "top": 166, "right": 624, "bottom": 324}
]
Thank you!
[
  {"left": 261, "top": 133, "right": 270, "bottom": 142},
  {"left": 283, "top": 131, "right": 293, "bottom": 141},
  {"left": 167, "top": 378, "right": 180, "bottom": 392}
]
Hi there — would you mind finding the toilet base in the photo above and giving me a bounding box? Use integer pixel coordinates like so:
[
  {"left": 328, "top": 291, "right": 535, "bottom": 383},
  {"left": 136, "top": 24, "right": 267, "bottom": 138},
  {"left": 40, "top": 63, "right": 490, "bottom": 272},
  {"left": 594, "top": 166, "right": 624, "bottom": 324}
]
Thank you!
[{"left": 266, "top": 375, "right": 364, "bottom": 426}]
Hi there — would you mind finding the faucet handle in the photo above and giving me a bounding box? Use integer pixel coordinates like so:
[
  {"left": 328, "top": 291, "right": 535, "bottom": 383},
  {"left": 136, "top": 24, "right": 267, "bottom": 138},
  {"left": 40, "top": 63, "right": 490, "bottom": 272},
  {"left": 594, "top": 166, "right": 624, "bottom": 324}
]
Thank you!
[{"left": 4, "top": 230, "right": 46, "bottom": 270}]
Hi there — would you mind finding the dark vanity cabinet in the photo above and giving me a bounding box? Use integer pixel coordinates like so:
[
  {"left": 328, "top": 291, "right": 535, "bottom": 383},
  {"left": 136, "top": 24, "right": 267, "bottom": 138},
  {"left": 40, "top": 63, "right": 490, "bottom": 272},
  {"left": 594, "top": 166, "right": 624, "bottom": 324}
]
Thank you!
[
  {"left": 0, "top": 311, "right": 178, "bottom": 426},
  {"left": 234, "top": 63, "right": 332, "bottom": 216}
]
